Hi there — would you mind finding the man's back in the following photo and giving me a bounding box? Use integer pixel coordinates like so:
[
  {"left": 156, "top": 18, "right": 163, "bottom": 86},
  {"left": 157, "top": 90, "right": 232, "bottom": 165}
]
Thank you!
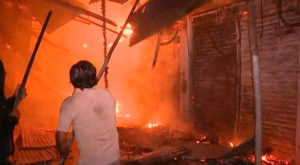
[{"left": 57, "top": 87, "right": 119, "bottom": 165}]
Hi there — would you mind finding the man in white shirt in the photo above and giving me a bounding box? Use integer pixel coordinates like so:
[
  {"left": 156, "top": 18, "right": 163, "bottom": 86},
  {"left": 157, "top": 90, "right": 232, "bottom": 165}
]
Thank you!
[{"left": 56, "top": 60, "right": 120, "bottom": 165}]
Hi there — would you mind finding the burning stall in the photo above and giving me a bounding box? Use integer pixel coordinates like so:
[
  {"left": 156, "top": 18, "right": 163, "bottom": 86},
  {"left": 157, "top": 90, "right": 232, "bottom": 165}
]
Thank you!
[
  {"left": 0, "top": 0, "right": 300, "bottom": 164},
  {"left": 180, "top": 0, "right": 300, "bottom": 164}
]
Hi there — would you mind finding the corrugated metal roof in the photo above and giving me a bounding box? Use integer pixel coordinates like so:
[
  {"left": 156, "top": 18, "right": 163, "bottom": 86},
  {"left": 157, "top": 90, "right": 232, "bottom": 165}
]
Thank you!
[
  {"left": 13, "top": 127, "right": 59, "bottom": 165},
  {"left": 14, "top": 146, "right": 58, "bottom": 165},
  {"left": 21, "top": 127, "right": 56, "bottom": 148}
]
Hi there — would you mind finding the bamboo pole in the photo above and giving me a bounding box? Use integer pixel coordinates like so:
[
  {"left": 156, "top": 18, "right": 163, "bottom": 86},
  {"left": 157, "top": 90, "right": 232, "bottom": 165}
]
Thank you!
[{"left": 247, "top": 0, "right": 262, "bottom": 165}]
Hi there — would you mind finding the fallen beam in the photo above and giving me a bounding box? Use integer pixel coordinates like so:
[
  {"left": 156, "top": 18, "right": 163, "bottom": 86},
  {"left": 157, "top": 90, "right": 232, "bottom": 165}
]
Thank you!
[
  {"left": 220, "top": 136, "right": 272, "bottom": 159},
  {"left": 123, "top": 145, "right": 189, "bottom": 165}
]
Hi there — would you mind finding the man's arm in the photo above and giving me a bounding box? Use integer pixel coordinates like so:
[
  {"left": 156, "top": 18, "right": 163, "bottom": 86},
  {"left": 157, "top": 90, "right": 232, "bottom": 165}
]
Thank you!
[
  {"left": 56, "top": 131, "right": 69, "bottom": 158},
  {"left": 56, "top": 100, "right": 73, "bottom": 158}
]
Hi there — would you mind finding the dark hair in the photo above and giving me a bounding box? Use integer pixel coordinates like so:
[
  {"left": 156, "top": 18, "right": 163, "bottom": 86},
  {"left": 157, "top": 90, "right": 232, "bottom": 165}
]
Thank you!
[{"left": 70, "top": 60, "right": 97, "bottom": 90}]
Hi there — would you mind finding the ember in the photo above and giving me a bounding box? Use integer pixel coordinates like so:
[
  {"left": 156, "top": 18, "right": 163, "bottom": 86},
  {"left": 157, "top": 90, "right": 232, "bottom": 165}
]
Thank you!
[{"left": 261, "top": 154, "right": 289, "bottom": 165}]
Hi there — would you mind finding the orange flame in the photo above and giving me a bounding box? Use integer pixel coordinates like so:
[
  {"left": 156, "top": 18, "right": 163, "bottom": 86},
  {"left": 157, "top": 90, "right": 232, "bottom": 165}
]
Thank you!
[
  {"left": 260, "top": 154, "right": 289, "bottom": 165},
  {"left": 229, "top": 142, "right": 234, "bottom": 148},
  {"left": 147, "top": 123, "right": 160, "bottom": 128},
  {"left": 115, "top": 102, "right": 132, "bottom": 119},
  {"left": 123, "top": 23, "right": 133, "bottom": 35},
  {"left": 116, "top": 102, "right": 120, "bottom": 114}
]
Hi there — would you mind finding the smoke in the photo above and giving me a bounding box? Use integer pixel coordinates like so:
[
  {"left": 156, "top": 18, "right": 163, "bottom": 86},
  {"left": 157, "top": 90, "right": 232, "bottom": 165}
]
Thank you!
[{"left": 0, "top": 0, "right": 181, "bottom": 129}]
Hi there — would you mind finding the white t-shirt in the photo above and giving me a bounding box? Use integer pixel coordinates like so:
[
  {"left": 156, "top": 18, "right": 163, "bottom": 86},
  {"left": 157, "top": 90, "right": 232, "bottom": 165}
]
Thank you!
[{"left": 57, "top": 87, "right": 120, "bottom": 165}]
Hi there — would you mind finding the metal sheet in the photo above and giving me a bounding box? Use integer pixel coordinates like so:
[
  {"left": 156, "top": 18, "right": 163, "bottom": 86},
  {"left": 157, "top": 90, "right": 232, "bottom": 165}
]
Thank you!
[{"left": 129, "top": 0, "right": 209, "bottom": 46}]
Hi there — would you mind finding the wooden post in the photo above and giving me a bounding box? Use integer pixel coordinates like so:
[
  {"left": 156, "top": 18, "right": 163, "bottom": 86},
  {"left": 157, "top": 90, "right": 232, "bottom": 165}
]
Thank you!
[
  {"left": 179, "top": 15, "right": 193, "bottom": 122},
  {"left": 234, "top": 9, "right": 242, "bottom": 141},
  {"left": 296, "top": 45, "right": 300, "bottom": 165},
  {"left": 187, "top": 15, "right": 194, "bottom": 121},
  {"left": 247, "top": 1, "right": 262, "bottom": 165},
  {"left": 179, "top": 23, "right": 188, "bottom": 120}
]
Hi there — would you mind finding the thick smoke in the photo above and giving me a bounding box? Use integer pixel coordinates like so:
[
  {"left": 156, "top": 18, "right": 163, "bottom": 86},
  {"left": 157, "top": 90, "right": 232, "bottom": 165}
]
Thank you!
[{"left": 0, "top": 0, "right": 181, "bottom": 130}]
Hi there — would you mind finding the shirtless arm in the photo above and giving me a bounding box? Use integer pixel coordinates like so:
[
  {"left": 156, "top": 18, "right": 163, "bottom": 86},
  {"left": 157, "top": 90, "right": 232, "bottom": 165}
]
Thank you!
[{"left": 56, "top": 131, "right": 69, "bottom": 158}]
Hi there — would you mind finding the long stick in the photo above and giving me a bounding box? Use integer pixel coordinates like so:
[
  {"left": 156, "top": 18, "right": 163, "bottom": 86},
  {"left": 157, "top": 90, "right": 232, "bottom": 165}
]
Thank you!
[
  {"left": 247, "top": 1, "right": 262, "bottom": 165},
  {"left": 58, "top": 1, "right": 139, "bottom": 164},
  {"left": 152, "top": 33, "right": 161, "bottom": 68},
  {"left": 13, "top": 11, "right": 52, "bottom": 113},
  {"left": 97, "top": 0, "right": 140, "bottom": 80}
]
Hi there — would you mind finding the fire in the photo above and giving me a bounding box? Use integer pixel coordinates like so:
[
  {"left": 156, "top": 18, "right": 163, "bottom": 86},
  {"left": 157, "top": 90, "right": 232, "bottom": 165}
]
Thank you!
[
  {"left": 229, "top": 141, "right": 234, "bottom": 148},
  {"left": 82, "top": 43, "right": 88, "bottom": 48},
  {"left": 123, "top": 23, "right": 133, "bottom": 36},
  {"left": 116, "top": 102, "right": 120, "bottom": 114},
  {"left": 147, "top": 123, "right": 160, "bottom": 128},
  {"left": 261, "top": 155, "right": 268, "bottom": 162},
  {"left": 261, "top": 154, "right": 289, "bottom": 165},
  {"left": 115, "top": 102, "right": 131, "bottom": 118},
  {"left": 248, "top": 154, "right": 289, "bottom": 164}
]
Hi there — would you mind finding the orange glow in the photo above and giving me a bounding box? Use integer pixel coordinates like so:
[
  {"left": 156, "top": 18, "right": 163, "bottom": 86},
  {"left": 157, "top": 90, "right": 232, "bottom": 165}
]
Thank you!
[
  {"left": 243, "top": 11, "right": 248, "bottom": 15},
  {"left": 229, "top": 141, "right": 234, "bottom": 148},
  {"left": 196, "top": 141, "right": 200, "bottom": 144},
  {"left": 116, "top": 102, "right": 120, "bottom": 113},
  {"left": 260, "top": 154, "right": 289, "bottom": 165},
  {"left": 147, "top": 123, "right": 160, "bottom": 128},
  {"left": 1, "top": 0, "right": 180, "bottom": 131},
  {"left": 126, "top": 23, "right": 132, "bottom": 28},
  {"left": 123, "top": 23, "right": 133, "bottom": 35},
  {"left": 116, "top": 102, "right": 122, "bottom": 117},
  {"left": 115, "top": 103, "right": 132, "bottom": 119},
  {"left": 261, "top": 155, "right": 267, "bottom": 162},
  {"left": 249, "top": 154, "right": 290, "bottom": 164},
  {"left": 82, "top": 43, "right": 88, "bottom": 48}
]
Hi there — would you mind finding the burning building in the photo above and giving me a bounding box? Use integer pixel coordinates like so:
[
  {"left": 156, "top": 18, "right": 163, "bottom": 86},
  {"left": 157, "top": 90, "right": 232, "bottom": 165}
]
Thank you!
[{"left": 0, "top": 0, "right": 300, "bottom": 164}]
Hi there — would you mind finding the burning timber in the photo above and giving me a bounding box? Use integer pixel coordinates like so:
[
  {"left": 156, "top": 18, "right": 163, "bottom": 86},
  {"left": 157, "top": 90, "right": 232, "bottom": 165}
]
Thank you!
[{"left": 12, "top": 126, "right": 291, "bottom": 165}]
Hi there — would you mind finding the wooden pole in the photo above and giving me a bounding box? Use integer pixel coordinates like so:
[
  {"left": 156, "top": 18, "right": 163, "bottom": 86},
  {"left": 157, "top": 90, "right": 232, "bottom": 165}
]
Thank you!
[
  {"left": 296, "top": 45, "right": 300, "bottom": 165},
  {"left": 233, "top": 9, "right": 242, "bottom": 141},
  {"left": 247, "top": 1, "right": 262, "bottom": 165},
  {"left": 187, "top": 15, "right": 194, "bottom": 121},
  {"left": 13, "top": 11, "right": 52, "bottom": 113}
]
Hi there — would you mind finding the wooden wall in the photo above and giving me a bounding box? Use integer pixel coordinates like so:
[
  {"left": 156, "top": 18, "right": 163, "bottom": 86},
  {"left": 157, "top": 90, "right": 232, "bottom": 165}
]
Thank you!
[
  {"left": 191, "top": 8, "right": 238, "bottom": 138},
  {"left": 189, "top": 0, "right": 300, "bottom": 161},
  {"left": 238, "top": 2, "right": 300, "bottom": 160}
]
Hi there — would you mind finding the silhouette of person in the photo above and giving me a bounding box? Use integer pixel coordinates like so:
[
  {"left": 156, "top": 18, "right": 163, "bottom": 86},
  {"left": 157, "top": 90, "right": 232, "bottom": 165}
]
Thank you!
[{"left": 0, "top": 60, "right": 26, "bottom": 164}]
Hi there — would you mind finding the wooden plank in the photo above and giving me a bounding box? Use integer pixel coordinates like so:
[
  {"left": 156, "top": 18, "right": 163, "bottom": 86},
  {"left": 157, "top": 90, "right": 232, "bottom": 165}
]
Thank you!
[
  {"left": 296, "top": 44, "right": 300, "bottom": 165},
  {"left": 122, "top": 145, "right": 188, "bottom": 164}
]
